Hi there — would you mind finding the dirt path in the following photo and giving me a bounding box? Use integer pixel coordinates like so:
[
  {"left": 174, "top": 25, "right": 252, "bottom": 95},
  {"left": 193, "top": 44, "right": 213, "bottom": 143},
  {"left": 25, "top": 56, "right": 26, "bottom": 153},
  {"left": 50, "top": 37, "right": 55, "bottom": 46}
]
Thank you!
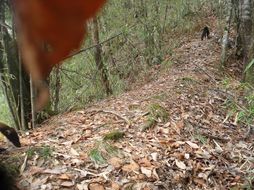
[{"left": 7, "top": 35, "right": 253, "bottom": 189}]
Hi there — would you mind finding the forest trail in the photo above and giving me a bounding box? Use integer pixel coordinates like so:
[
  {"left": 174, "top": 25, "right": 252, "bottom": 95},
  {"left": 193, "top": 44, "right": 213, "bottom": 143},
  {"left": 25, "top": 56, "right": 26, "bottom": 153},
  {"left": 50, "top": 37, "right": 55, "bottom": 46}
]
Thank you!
[{"left": 10, "top": 31, "right": 253, "bottom": 189}]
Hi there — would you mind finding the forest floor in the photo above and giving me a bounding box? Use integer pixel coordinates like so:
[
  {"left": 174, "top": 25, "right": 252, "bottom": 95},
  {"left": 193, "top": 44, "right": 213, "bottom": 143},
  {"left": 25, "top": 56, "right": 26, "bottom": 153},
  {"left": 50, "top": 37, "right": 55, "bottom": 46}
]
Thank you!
[{"left": 2, "top": 29, "right": 254, "bottom": 190}]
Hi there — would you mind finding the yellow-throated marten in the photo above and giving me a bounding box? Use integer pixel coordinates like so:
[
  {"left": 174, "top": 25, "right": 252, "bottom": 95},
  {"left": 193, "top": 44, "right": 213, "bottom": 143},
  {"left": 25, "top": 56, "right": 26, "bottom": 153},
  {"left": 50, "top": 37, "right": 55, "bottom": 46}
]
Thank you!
[
  {"left": 0, "top": 122, "right": 21, "bottom": 189},
  {"left": 0, "top": 122, "right": 21, "bottom": 148},
  {"left": 201, "top": 26, "right": 210, "bottom": 40}
]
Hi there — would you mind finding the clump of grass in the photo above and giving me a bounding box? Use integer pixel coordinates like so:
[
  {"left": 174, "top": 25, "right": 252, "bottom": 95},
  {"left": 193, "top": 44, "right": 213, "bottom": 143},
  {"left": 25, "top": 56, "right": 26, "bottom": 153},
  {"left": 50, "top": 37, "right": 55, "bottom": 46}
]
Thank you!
[
  {"left": 241, "top": 173, "right": 254, "bottom": 190},
  {"left": 141, "top": 103, "right": 169, "bottom": 131},
  {"left": 26, "top": 145, "right": 53, "bottom": 158},
  {"left": 161, "top": 60, "right": 174, "bottom": 71},
  {"left": 128, "top": 103, "right": 140, "bottom": 110},
  {"left": 181, "top": 76, "right": 194, "bottom": 82},
  {"left": 103, "top": 143, "right": 119, "bottom": 157},
  {"left": 89, "top": 142, "right": 121, "bottom": 164},
  {"left": 151, "top": 93, "right": 168, "bottom": 101},
  {"left": 89, "top": 148, "right": 106, "bottom": 164},
  {"left": 149, "top": 103, "right": 169, "bottom": 122},
  {"left": 141, "top": 116, "right": 157, "bottom": 131},
  {"left": 195, "top": 134, "right": 207, "bottom": 144},
  {"left": 103, "top": 130, "right": 125, "bottom": 141}
]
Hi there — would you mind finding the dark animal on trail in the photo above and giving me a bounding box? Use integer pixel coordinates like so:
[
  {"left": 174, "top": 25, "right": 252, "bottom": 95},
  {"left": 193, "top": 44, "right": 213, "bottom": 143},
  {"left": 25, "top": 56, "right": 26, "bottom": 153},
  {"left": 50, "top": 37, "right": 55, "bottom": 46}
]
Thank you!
[
  {"left": 0, "top": 164, "right": 17, "bottom": 190},
  {"left": 201, "top": 26, "right": 210, "bottom": 40},
  {"left": 0, "top": 122, "right": 21, "bottom": 189},
  {"left": 0, "top": 122, "right": 21, "bottom": 148}
]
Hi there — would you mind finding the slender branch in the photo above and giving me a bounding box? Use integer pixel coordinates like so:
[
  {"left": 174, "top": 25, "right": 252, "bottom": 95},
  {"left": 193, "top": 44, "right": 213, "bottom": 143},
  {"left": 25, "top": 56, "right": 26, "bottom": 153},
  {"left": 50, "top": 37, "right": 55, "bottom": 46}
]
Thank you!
[
  {"left": 87, "top": 109, "right": 131, "bottom": 125},
  {"left": 59, "top": 67, "right": 94, "bottom": 80},
  {"left": 66, "top": 32, "right": 124, "bottom": 59},
  {"left": 66, "top": 23, "right": 138, "bottom": 59}
]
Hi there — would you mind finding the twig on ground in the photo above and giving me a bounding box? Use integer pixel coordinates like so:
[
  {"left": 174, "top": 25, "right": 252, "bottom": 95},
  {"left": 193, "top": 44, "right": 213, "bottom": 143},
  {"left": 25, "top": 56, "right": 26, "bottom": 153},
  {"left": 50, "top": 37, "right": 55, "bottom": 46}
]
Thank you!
[
  {"left": 200, "top": 132, "right": 230, "bottom": 143},
  {"left": 87, "top": 109, "right": 131, "bottom": 125}
]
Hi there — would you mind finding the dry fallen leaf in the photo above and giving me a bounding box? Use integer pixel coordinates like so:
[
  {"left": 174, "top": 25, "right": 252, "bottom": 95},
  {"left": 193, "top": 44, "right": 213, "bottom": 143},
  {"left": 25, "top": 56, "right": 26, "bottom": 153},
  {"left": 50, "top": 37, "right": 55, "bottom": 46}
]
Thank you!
[
  {"left": 89, "top": 182, "right": 105, "bottom": 190},
  {"left": 193, "top": 177, "right": 206, "bottom": 186},
  {"left": 151, "top": 152, "right": 158, "bottom": 162},
  {"left": 152, "top": 168, "right": 159, "bottom": 180},
  {"left": 141, "top": 167, "right": 152, "bottom": 178},
  {"left": 70, "top": 147, "right": 80, "bottom": 156},
  {"left": 43, "top": 167, "right": 67, "bottom": 174},
  {"left": 61, "top": 181, "right": 74, "bottom": 187},
  {"left": 195, "top": 150, "right": 212, "bottom": 159},
  {"left": 30, "top": 176, "right": 49, "bottom": 190},
  {"left": 109, "top": 157, "right": 123, "bottom": 169},
  {"left": 122, "top": 161, "right": 140, "bottom": 173},
  {"left": 29, "top": 166, "right": 44, "bottom": 176},
  {"left": 58, "top": 173, "right": 71, "bottom": 180},
  {"left": 77, "top": 181, "right": 89, "bottom": 190},
  {"left": 111, "top": 182, "right": 121, "bottom": 190},
  {"left": 186, "top": 141, "right": 199, "bottom": 149},
  {"left": 138, "top": 157, "right": 152, "bottom": 167},
  {"left": 132, "top": 182, "right": 157, "bottom": 190},
  {"left": 175, "top": 159, "right": 187, "bottom": 170}
]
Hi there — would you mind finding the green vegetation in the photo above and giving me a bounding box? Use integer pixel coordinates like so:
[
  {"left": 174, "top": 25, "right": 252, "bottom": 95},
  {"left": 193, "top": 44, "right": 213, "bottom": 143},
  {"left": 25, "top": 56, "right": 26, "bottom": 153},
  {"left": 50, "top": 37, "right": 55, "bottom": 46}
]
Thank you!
[
  {"left": 0, "top": 89, "right": 12, "bottom": 125},
  {"left": 149, "top": 102, "right": 169, "bottom": 122},
  {"left": 222, "top": 79, "right": 254, "bottom": 126},
  {"left": 26, "top": 145, "right": 53, "bottom": 159},
  {"left": 195, "top": 134, "right": 207, "bottom": 144},
  {"left": 142, "top": 102, "right": 169, "bottom": 131},
  {"left": 48, "top": 0, "right": 222, "bottom": 112},
  {"left": 181, "top": 76, "right": 195, "bottom": 82},
  {"left": 237, "top": 93, "right": 254, "bottom": 125},
  {"left": 89, "top": 141, "right": 120, "bottom": 164},
  {"left": 89, "top": 148, "right": 107, "bottom": 164},
  {"left": 103, "top": 130, "right": 125, "bottom": 141},
  {"left": 151, "top": 92, "right": 169, "bottom": 101},
  {"left": 0, "top": 0, "right": 225, "bottom": 120},
  {"left": 221, "top": 77, "right": 231, "bottom": 88},
  {"left": 141, "top": 116, "right": 157, "bottom": 131}
]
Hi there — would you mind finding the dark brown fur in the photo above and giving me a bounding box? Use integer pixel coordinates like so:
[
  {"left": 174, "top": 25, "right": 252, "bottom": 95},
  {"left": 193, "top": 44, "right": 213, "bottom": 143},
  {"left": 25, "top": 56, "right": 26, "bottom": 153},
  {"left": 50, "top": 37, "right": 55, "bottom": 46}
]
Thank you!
[
  {"left": 201, "top": 26, "right": 210, "bottom": 40},
  {"left": 0, "top": 123, "right": 20, "bottom": 189},
  {"left": 0, "top": 164, "right": 18, "bottom": 190},
  {"left": 0, "top": 122, "right": 21, "bottom": 147}
]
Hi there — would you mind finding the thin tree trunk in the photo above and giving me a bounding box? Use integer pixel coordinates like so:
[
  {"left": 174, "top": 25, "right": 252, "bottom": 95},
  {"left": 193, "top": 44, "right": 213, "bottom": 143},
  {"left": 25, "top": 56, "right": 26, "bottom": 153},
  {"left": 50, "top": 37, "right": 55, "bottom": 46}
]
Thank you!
[
  {"left": 236, "top": 0, "right": 253, "bottom": 61},
  {"left": 238, "top": 0, "right": 254, "bottom": 82},
  {"left": 54, "top": 65, "right": 60, "bottom": 112},
  {"left": 91, "top": 17, "right": 112, "bottom": 96},
  {"left": 162, "top": 5, "right": 169, "bottom": 34},
  {"left": 220, "top": 0, "right": 233, "bottom": 67},
  {"left": 30, "top": 74, "right": 35, "bottom": 129},
  {"left": 19, "top": 54, "right": 26, "bottom": 130}
]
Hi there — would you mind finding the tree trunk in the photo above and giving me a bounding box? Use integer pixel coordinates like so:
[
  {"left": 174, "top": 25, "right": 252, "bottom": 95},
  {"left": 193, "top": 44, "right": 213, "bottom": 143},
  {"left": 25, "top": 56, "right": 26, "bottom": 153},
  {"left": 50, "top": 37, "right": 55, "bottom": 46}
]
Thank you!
[
  {"left": 220, "top": 0, "right": 233, "bottom": 67},
  {"left": 237, "top": 0, "right": 254, "bottom": 83},
  {"left": 91, "top": 17, "right": 113, "bottom": 96},
  {"left": 236, "top": 0, "right": 253, "bottom": 59},
  {"left": 30, "top": 75, "right": 36, "bottom": 129},
  {"left": 53, "top": 65, "right": 61, "bottom": 112},
  {"left": 0, "top": 2, "right": 31, "bottom": 130}
]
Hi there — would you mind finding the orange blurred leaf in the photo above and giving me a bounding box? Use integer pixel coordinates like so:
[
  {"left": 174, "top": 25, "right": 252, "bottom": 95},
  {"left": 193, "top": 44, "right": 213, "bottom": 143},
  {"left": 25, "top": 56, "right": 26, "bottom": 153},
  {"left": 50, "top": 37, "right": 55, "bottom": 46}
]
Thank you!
[
  {"left": 13, "top": 0, "right": 106, "bottom": 79},
  {"left": 12, "top": 0, "right": 106, "bottom": 110}
]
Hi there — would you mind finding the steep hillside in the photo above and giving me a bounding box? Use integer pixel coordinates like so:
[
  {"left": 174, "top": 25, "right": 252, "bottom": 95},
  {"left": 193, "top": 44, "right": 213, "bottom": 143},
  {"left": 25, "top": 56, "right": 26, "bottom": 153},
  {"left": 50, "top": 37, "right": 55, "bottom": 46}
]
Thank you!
[{"left": 2, "top": 29, "right": 253, "bottom": 190}]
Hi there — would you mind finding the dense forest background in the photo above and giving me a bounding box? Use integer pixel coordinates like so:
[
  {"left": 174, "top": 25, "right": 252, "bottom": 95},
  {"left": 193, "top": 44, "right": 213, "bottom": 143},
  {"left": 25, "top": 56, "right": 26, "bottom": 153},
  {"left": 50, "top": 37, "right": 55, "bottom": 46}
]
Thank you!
[{"left": 1, "top": 0, "right": 233, "bottom": 128}]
